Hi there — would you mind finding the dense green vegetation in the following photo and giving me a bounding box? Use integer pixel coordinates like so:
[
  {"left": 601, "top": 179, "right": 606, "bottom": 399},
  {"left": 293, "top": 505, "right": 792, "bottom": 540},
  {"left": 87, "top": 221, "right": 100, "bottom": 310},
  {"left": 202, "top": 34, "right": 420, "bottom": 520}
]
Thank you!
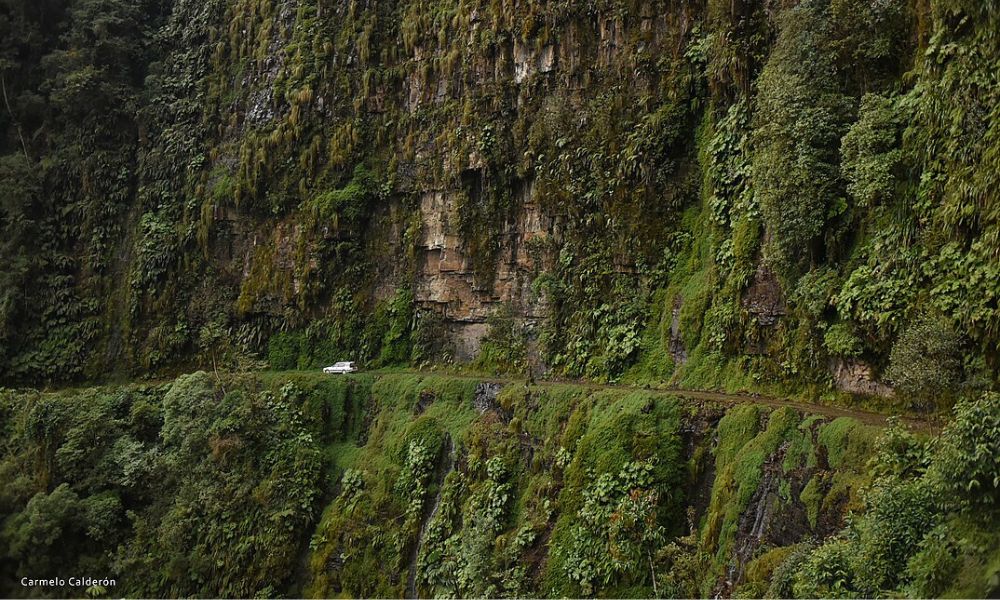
[
  {"left": 0, "top": 0, "right": 996, "bottom": 405},
  {"left": 1, "top": 371, "right": 998, "bottom": 597},
  {"left": 3, "top": 0, "right": 1000, "bottom": 597},
  {"left": 0, "top": 372, "right": 324, "bottom": 597}
]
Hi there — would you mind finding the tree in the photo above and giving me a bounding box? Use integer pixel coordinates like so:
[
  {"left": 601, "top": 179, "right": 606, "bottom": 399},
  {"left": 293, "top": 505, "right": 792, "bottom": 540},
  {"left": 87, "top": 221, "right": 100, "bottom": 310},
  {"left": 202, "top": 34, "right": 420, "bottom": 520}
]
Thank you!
[
  {"left": 3, "top": 484, "right": 83, "bottom": 574},
  {"left": 884, "top": 312, "right": 963, "bottom": 405}
]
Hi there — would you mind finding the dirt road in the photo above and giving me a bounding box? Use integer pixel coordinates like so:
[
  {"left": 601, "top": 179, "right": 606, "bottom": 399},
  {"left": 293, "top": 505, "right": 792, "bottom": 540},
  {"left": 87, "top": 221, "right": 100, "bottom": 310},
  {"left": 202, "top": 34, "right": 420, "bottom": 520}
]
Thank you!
[{"left": 383, "top": 369, "right": 942, "bottom": 434}]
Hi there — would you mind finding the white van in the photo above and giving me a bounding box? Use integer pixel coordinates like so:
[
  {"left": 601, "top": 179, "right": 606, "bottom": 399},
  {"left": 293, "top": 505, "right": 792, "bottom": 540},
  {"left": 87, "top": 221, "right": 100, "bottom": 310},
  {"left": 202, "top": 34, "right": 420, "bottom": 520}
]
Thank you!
[{"left": 323, "top": 361, "right": 358, "bottom": 374}]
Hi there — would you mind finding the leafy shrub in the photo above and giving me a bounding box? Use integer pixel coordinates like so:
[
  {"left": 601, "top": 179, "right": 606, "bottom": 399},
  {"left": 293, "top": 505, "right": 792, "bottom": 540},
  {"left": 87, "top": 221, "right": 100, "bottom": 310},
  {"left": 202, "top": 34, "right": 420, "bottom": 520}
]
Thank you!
[
  {"left": 3, "top": 484, "right": 85, "bottom": 574},
  {"left": 736, "top": 545, "right": 799, "bottom": 598},
  {"left": 869, "top": 419, "right": 930, "bottom": 480},
  {"left": 792, "top": 538, "right": 857, "bottom": 598},
  {"left": 884, "top": 312, "right": 963, "bottom": 404},
  {"left": 841, "top": 94, "right": 902, "bottom": 208},
  {"left": 340, "top": 468, "right": 365, "bottom": 499},
  {"left": 765, "top": 544, "right": 814, "bottom": 599},
  {"left": 834, "top": 228, "right": 920, "bottom": 345},
  {"left": 655, "top": 537, "right": 710, "bottom": 599},
  {"left": 904, "top": 524, "right": 961, "bottom": 598},
  {"left": 823, "top": 322, "right": 862, "bottom": 357},
  {"left": 793, "top": 267, "right": 839, "bottom": 321},
  {"left": 395, "top": 440, "right": 437, "bottom": 532},
  {"left": 563, "top": 461, "right": 666, "bottom": 596},
  {"left": 829, "top": 0, "right": 910, "bottom": 76},
  {"left": 852, "top": 478, "right": 938, "bottom": 594},
  {"left": 931, "top": 392, "right": 1000, "bottom": 510}
]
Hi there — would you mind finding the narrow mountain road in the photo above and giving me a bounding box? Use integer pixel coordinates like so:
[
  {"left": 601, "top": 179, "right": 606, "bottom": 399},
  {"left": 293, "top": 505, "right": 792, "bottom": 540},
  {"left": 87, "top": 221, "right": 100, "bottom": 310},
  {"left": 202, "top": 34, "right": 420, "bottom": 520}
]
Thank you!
[
  {"left": 379, "top": 369, "right": 942, "bottom": 434},
  {"left": 36, "top": 368, "right": 940, "bottom": 434},
  {"left": 657, "top": 385, "right": 940, "bottom": 433}
]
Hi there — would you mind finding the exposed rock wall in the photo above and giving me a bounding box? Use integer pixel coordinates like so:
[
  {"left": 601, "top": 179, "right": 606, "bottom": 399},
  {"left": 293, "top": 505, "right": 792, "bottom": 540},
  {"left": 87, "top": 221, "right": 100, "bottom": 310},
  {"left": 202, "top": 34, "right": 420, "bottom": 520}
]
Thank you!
[
  {"left": 830, "top": 358, "right": 893, "bottom": 398},
  {"left": 414, "top": 181, "right": 554, "bottom": 323},
  {"left": 6, "top": 0, "right": 988, "bottom": 405},
  {"left": 178, "top": 0, "right": 700, "bottom": 373}
]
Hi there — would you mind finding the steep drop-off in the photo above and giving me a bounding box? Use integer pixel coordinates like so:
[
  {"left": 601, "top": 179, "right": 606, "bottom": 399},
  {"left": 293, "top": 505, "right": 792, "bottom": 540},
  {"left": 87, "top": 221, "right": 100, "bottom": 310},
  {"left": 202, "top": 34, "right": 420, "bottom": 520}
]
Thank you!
[
  {"left": 1, "top": 372, "right": 998, "bottom": 598},
  {"left": 2, "top": 0, "right": 999, "bottom": 410},
  {"left": 302, "top": 375, "right": 871, "bottom": 598}
]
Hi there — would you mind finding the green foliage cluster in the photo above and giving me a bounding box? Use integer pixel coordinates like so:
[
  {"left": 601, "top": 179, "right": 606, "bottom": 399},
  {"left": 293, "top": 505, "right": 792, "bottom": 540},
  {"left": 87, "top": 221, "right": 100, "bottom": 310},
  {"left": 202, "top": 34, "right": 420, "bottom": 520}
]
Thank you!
[
  {"left": 932, "top": 392, "right": 1000, "bottom": 510},
  {"left": 0, "top": 371, "right": 344, "bottom": 597},
  {"left": 0, "top": 0, "right": 164, "bottom": 382},
  {"left": 303, "top": 376, "right": 691, "bottom": 599},
  {"left": 4, "top": 371, "right": 1000, "bottom": 598},
  {"left": 628, "top": 0, "right": 1000, "bottom": 412},
  {"left": 840, "top": 93, "right": 903, "bottom": 210},
  {"left": 416, "top": 450, "right": 521, "bottom": 598},
  {"left": 474, "top": 303, "right": 529, "bottom": 376},
  {"left": 751, "top": 0, "right": 852, "bottom": 282},
  {"left": 264, "top": 287, "right": 415, "bottom": 371},
  {"left": 884, "top": 312, "right": 965, "bottom": 406},
  {"left": 309, "top": 165, "right": 382, "bottom": 231},
  {"left": 823, "top": 322, "right": 862, "bottom": 358},
  {"left": 562, "top": 460, "right": 666, "bottom": 595},
  {"left": 778, "top": 393, "right": 1000, "bottom": 598},
  {"left": 528, "top": 65, "right": 703, "bottom": 380}
]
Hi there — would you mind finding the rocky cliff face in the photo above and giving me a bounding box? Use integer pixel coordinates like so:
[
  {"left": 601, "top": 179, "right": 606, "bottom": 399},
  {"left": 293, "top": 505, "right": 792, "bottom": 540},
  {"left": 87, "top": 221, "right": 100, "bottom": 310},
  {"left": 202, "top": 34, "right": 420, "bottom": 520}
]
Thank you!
[
  {"left": 106, "top": 0, "right": 701, "bottom": 379},
  {"left": 3, "top": 0, "right": 998, "bottom": 404},
  {"left": 205, "top": 0, "right": 700, "bottom": 368},
  {"left": 413, "top": 182, "right": 554, "bottom": 359}
]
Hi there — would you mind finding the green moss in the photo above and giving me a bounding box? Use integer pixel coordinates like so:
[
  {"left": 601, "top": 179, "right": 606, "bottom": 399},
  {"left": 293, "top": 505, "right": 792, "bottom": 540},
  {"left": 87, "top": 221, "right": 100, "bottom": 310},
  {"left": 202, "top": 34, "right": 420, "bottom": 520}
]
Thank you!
[
  {"left": 818, "top": 417, "right": 877, "bottom": 471},
  {"left": 783, "top": 415, "right": 821, "bottom": 474},
  {"left": 701, "top": 406, "right": 801, "bottom": 585},
  {"left": 800, "top": 475, "right": 825, "bottom": 529},
  {"left": 713, "top": 403, "right": 763, "bottom": 467},
  {"left": 738, "top": 545, "right": 799, "bottom": 597},
  {"left": 622, "top": 289, "right": 676, "bottom": 384}
]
